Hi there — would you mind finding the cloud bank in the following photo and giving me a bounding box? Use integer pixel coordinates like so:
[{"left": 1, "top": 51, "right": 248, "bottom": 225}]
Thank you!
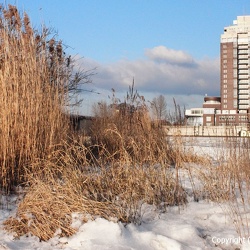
[{"left": 75, "top": 46, "right": 220, "bottom": 114}]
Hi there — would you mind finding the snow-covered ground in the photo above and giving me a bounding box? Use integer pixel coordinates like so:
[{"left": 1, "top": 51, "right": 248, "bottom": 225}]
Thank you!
[
  {"left": 0, "top": 137, "right": 249, "bottom": 250},
  {"left": 0, "top": 199, "right": 242, "bottom": 250}
]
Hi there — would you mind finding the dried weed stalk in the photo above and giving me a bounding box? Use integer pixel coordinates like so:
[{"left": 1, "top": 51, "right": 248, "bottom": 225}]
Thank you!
[{"left": 0, "top": 4, "right": 74, "bottom": 191}]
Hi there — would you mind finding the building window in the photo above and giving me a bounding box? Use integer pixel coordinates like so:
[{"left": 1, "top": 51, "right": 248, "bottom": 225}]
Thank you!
[
  {"left": 223, "top": 59, "right": 227, "bottom": 63},
  {"left": 224, "top": 89, "right": 227, "bottom": 93},
  {"left": 191, "top": 110, "right": 203, "bottom": 114},
  {"left": 224, "top": 105, "right": 227, "bottom": 108},
  {"left": 239, "top": 116, "right": 248, "bottom": 121},
  {"left": 224, "top": 99, "right": 227, "bottom": 103},
  {"left": 206, "top": 116, "right": 211, "bottom": 122},
  {"left": 224, "top": 94, "right": 227, "bottom": 98}
]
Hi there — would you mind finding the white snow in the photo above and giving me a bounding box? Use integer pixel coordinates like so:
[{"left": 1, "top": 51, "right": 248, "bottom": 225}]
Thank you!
[{"left": 0, "top": 137, "right": 249, "bottom": 250}]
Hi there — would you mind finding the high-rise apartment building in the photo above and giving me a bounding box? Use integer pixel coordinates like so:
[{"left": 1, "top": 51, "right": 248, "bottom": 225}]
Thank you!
[
  {"left": 221, "top": 16, "right": 250, "bottom": 113},
  {"left": 201, "top": 16, "right": 250, "bottom": 126}
]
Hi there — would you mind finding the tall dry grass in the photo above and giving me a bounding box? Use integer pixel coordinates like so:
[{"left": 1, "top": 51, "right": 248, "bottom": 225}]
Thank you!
[
  {"left": 197, "top": 136, "right": 250, "bottom": 238},
  {"left": 4, "top": 137, "right": 188, "bottom": 240},
  {"left": 0, "top": 5, "right": 70, "bottom": 191},
  {"left": 90, "top": 85, "right": 175, "bottom": 165},
  {"left": 4, "top": 84, "right": 193, "bottom": 241},
  {"left": 1, "top": 5, "right": 205, "bottom": 242}
]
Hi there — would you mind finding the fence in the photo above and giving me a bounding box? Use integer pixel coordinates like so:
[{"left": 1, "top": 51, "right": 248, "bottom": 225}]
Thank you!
[{"left": 165, "top": 125, "right": 248, "bottom": 137}]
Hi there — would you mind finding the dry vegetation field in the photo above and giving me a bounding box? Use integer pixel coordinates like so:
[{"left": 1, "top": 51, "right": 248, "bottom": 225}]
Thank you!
[{"left": 1, "top": 4, "right": 250, "bottom": 244}]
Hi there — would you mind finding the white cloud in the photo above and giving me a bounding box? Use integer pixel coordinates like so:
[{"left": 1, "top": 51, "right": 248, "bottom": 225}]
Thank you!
[
  {"left": 75, "top": 46, "right": 220, "bottom": 114},
  {"left": 145, "top": 46, "right": 195, "bottom": 65}
]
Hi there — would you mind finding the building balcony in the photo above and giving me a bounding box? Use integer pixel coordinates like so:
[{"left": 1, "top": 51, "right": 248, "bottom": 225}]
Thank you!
[
  {"left": 239, "top": 100, "right": 249, "bottom": 105},
  {"left": 239, "top": 79, "right": 249, "bottom": 84},
  {"left": 238, "top": 54, "right": 248, "bottom": 59},
  {"left": 238, "top": 70, "right": 249, "bottom": 74},
  {"left": 238, "top": 74, "right": 248, "bottom": 79},
  {"left": 238, "top": 94, "right": 249, "bottom": 99},
  {"left": 238, "top": 45, "right": 248, "bottom": 49},
  {"left": 238, "top": 88, "right": 249, "bottom": 92},
  {"left": 238, "top": 50, "right": 248, "bottom": 54},
  {"left": 238, "top": 59, "right": 248, "bottom": 64},
  {"left": 239, "top": 104, "right": 249, "bottom": 109},
  {"left": 238, "top": 64, "right": 248, "bottom": 69}
]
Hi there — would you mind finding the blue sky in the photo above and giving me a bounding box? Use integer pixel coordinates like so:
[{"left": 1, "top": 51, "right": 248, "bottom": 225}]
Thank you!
[{"left": 6, "top": 0, "right": 250, "bottom": 114}]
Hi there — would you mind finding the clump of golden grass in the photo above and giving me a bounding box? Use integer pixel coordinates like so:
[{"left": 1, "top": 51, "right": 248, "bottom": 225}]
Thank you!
[
  {"left": 0, "top": 5, "right": 70, "bottom": 191},
  {"left": 82, "top": 156, "right": 187, "bottom": 218},
  {"left": 4, "top": 162, "right": 122, "bottom": 241},
  {"left": 91, "top": 85, "right": 175, "bottom": 165},
  {"left": 4, "top": 140, "right": 187, "bottom": 240},
  {"left": 4, "top": 82, "right": 191, "bottom": 241},
  {"left": 2, "top": 5, "right": 202, "bottom": 242}
]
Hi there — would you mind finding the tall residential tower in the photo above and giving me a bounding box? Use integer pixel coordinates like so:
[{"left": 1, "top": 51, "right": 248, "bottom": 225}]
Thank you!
[
  {"left": 221, "top": 16, "right": 250, "bottom": 114},
  {"left": 200, "top": 16, "right": 250, "bottom": 126}
]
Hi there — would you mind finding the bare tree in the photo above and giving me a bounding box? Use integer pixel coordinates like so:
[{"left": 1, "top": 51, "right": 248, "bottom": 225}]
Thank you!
[{"left": 151, "top": 95, "right": 167, "bottom": 122}]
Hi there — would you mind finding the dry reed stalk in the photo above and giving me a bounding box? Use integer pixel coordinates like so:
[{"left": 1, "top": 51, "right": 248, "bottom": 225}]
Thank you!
[{"left": 0, "top": 5, "right": 70, "bottom": 191}]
